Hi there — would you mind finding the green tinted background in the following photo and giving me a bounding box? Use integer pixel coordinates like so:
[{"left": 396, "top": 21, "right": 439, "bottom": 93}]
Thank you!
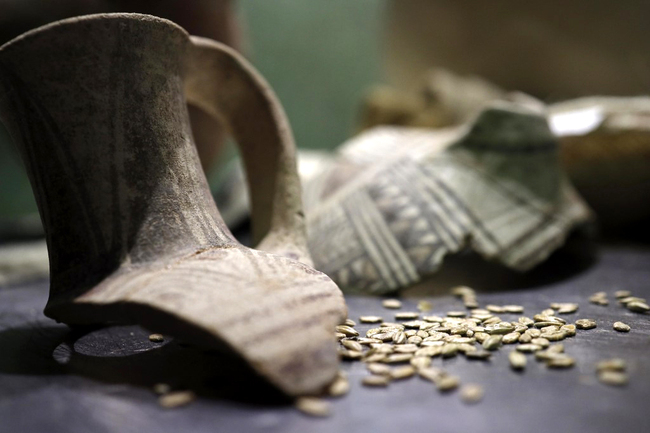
[{"left": 0, "top": 0, "right": 387, "bottom": 218}]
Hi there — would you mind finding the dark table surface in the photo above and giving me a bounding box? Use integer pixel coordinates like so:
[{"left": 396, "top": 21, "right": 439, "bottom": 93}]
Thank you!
[{"left": 1, "top": 241, "right": 649, "bottom": 433}]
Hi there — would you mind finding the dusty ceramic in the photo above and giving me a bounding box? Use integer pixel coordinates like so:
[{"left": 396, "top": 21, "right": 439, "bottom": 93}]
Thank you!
[
  {"left": 305, "top": 102, "right": 592, "bottom": 293},
  {"left": 0, "top": 14, "right": 346, "bottom": 396}
]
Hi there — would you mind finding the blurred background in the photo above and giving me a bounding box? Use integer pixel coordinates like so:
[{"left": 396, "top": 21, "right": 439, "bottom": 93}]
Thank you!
[
  {"left": 0, "top": 0, "right": 386, "bottom": 228},
  {"left": 1, "top": 0, "right": 649, "bottom": 239}
]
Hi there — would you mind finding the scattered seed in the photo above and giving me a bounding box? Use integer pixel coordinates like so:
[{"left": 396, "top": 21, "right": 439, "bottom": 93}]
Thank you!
[
  {"left": 547, "top": 344, "right": 564, "bottom": 354},
  {"left": 153, "top": 383, "right": 171, "bottom": 395},
  {"left": 393, "top": 344, "right": 419, "bottom": 353},
  {"left": 341, "top": 339, "right": 363, "bottom": 352},
  {"left": 485, "top": 323, "right": 515, "bottom": 335},
  {"left": 483, "top": 335, "right": 502, "bottom": 351},
  {"left": 423, "top": 315, "right": 444, "bottom": 323},
  {"left": 296, "top": 397, "right": 331, "bottom": 417},
  {"left": 575, "top": 319, "right": 597, "bottom": 330},
  {"left": 158, "top": 391, "right": 196, "bottom": 409},
  {"left": 557, "top": 303, "right": 579, "bottom": 314},
  {"left": 502, "top": 332, "right": 520, "bottom": 344},
  {"left": 339, "top": 349, "right": 363, "bottom": 360},
  {"left": 627, "top": 301, "right": 650, "bottom": 313},
  {"left": 509, "top": 351, "right": 527, "bottom": 370},
  {"left": 531, "top": 338, "right": 550, "bottom": 348},
  {"left": 344, "top": 319, "right": 357, "bottom": 327},
  {"left": 518, "top": 317, "right": 534, "bottom": 327},
  {"left": 418, "top": 367, "right": 445, "bottom": 382},
  {"left": 435, "top": 375, "right": 460, "bottom": 392},
  {"left": 149, "top": 334, "right": 164, "bottom": 343},
  {"left": 407, "top": 336, "right": 423, "bottom": 345},
  {"left": 543, "top": 331, "right": 568, "bottom": 342},
  {"left": 446, "top": 311, "right": 467, "bottom": 318},
  {"left": 380, "top": 322, "right": 405, "bottom": 329},
  {"left": 328, "top": 374, "right": 350, "bottom": 397},
  {"left": 410, "top": 356, "right": 432, "bottom": 369},
  {"left": 503, "top": 305, "right": 524, "bottom": 314},
  {"left": 486, "top": 305, "right": 504, "bottom": 313},
  {"left": 560, "top": 325, "right": 576, "bottom": 337},
  {"left": 336, "top": 325, "right": 359, "bottom": 337},
  {"left": 546, "top": 355, "right": 575, "bottom": 368},
  {"left": 417, "top": 300, "right": 433, "bottom": 312},
  {"left": 382, "top": 299, "right": 402, "bottom": 309},
  {"left": 367, "top": 363, "right": 392, "bottom": 375},
  {"left": 474, "top": 332, "right": 489, "bottom": 344},
  {"left": 335, "top": 332, "right": 346, "bottom": 340},
  {"left": 391, "top": 365, "right": 416, "bottom": 380},
  {"left": 359, "top": 315, "right": 383, "bottom": 324},
  {"left": 416, "top": 346, "right": 442, "bottom": 357},
  {"left": 613, "top": 322, "right": 631, "bottom": 332},
  {"left": 396, "top": 311, "right": 420, "bottom": 320},
  {"left": 442, "top": 344, "right": 459, "bottom": 358},
  {"left": 451, "top": 286, "right": 475, "bottom": 297},
  {"left": 362, "top": 375, "right": 391, "bottom": 387},
  {"left": 619, "top": 296, "right": 646, "bottom": 305},
  {"left": 460, "top": 384, "right": 484, "bottom": 404},
  {"left": 465, "top": 350, "right": 491, "bottom": 360},
  {"left": 614, "top": 290, "right": 631, "bottom": 299},
  {"left": 527, "top": 328, "right": 541, "bottom": 338},
  {"left": 598, "top": 371, "right": 628, "bottom": 386},
  {"left": 358, "top": 337, "right": 382, "bottom": 345},
  {"left": 392, "top": 332, "right": 407, "bottom": 344},
  {"left": 596, "top": 358, "right": 627, "bottom": 372},
  {"left": 518, "top": 333, "right": 532, "bottom": 343},
  {"left": 517, "top": 344, "right": 542, "bottom": 353},
  {"left": 364, "top": 353, "right": 388, "bottom": 363},
  {"left": 384, "top": 353, "right": 413, "bottom": 363}
]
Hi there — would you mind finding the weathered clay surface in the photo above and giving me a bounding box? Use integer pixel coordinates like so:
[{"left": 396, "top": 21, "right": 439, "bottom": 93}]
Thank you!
[
  {"left": 305, "top": 103, "right": 593, "bottom": 293},
  {"left": 0, "top": 14, "right": 345, "bottom": 396}
]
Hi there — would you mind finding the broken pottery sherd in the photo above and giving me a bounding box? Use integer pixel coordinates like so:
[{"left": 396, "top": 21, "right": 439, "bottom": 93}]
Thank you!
[
  {"left": 305, "top": 102, "right": 593, "bottom": 294},
  {"left": 0, "top": 14, "right": 346, "bottom": 396}
]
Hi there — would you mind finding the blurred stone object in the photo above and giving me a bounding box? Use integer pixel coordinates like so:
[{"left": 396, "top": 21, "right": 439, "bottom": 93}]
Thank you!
[
  {"left": 385, "top": 0, "right": 650, "bottom": 98},
  {"left": 0, "top": 240, "right": 48, "bottom": 286},
  {"left": 306, "top": 102, "right": 592, "bottom": 293},
  {"left": 0, "top": 14, "right": 345, "bottom": 396},
  {"left": 359, "top": 68, "right": 538, "bottom": 131},
  {"left": 0, "top": 0, "right": 239, "bottom": 173},
  {"left": 550, "top": 97, "right": 650, "bottom": 226}
]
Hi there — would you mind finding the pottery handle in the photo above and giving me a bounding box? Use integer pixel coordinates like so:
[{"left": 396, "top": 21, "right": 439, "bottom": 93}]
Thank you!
[{"left": 184, "top": 36, "right": 311, "bottom": 264}]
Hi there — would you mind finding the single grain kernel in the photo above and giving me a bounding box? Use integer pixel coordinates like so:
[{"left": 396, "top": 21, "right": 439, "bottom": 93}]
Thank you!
[
  {"left": 613, "top": 322, "right": 631, "bottom": 332},
  {"left": 359, "top": 315, "right": 383, "bottom": 324},
  {"left": 335, "top": 325, "right": 359, "bottom": 337},
  {"left": 460, "top": 384, "right": 484, "bottom": 404},
  {"left": 382, "top": 299, "right": 402, "bottom": 309},
  {"left": 575, "top": 319, "right": 597, "bottom": 330},
  {"left": 509, "top": 351, "right": 527, "bottom": 370},
  {"left": 158, "top": 391, "right": 196, "bottom": 409},
  {"left": 296, "top": 397, "right": 331, "bottom": 417},
  {"left": 149, "top": 334, "right": 164, "bottom": 343},
  {"left": 598, "top": 370, "right": 628, "bottom": 386},
  {"left": 362, "top": 375, "right": 391, "bottom": 387}
]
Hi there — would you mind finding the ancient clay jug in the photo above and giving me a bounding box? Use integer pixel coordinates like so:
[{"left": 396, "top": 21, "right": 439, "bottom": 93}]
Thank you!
[{"left": 0, "top": 13, "right": 346, "bottom": 396}]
